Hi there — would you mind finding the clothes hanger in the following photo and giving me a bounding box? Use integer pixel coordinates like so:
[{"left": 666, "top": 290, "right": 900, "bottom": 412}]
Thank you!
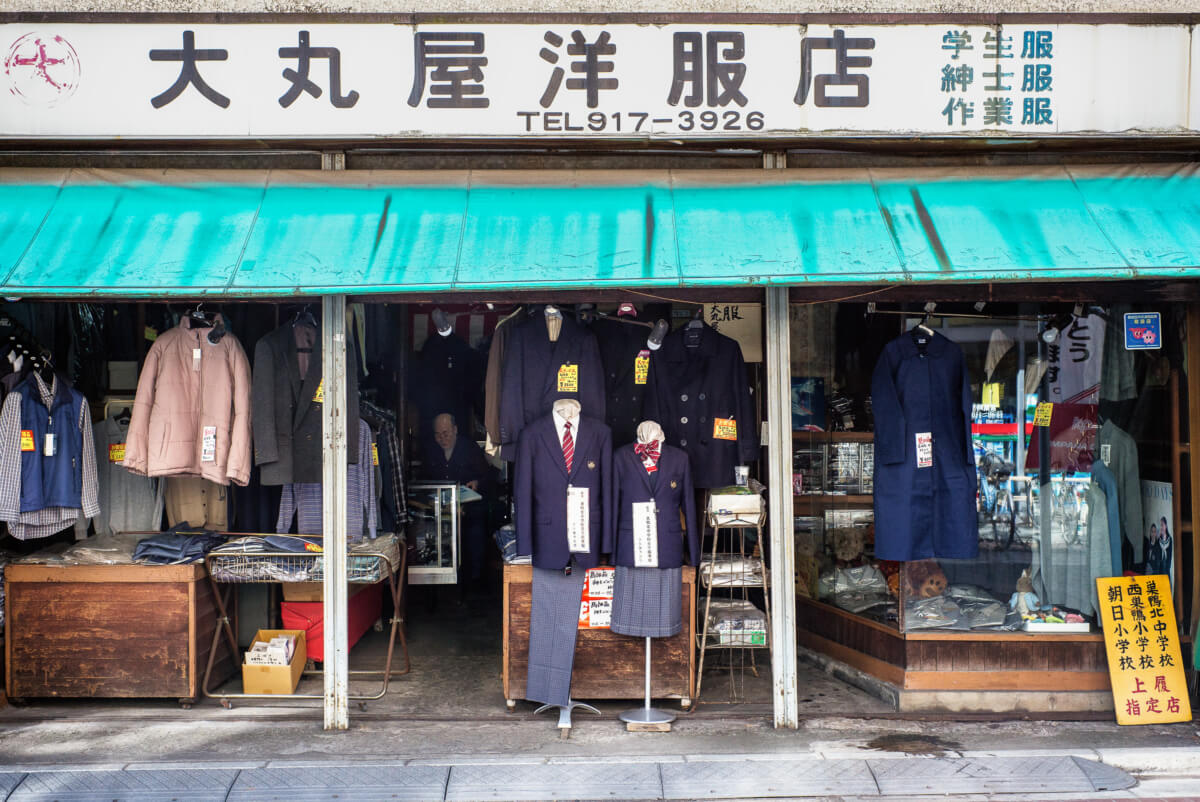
[
  {"left": 188, "top": 303, "right": 215, "bottom": 329},
  {"left": 431, "top": 308, "right": 453, "bottom": 337},
  {"left": 292, "top": 304, "right": 317, "bottom": 329}
]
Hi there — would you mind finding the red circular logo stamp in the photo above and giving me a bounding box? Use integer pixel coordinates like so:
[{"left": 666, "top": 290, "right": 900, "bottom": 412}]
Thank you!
[{"left": 4, "top": 32, "right": 81, "bottom": 107}]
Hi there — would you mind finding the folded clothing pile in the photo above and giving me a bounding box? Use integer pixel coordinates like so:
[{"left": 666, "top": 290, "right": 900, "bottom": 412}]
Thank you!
[{"left": 134, "top": 522, "right": 225, "bottom": 565}]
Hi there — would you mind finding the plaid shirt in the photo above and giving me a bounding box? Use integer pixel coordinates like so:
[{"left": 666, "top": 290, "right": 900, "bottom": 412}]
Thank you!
[
  {"left": 276, "top": 419, "right": 379, "bottom": 542},
  {"left": 0, "top": 373, "right": 99, "bottom": 539}
]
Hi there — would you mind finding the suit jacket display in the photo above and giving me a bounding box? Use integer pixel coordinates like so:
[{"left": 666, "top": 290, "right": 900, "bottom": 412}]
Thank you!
[
  {"left": 642, "top": 323, "right": 758, "bottom": 488},
  {"left": 409, "top": 331, "right": 485, "bottom": 436},
  {"left": 871, "top": 330, "right": 979, "bottom": 561},
  {"left": 514, "top": 414, "right": 612, "bottom": 571},
  {"left": 499, "top": 310, "right": 605, "bottom": 458},
  {"left": 592, "top": 317, "right": 653, "bottom": 448},
  {"left": 252, "top": 322, "right": 360, "bottom": 486},
  {"left": 611, "top": 443, "right": 699, "bottom": 568}
]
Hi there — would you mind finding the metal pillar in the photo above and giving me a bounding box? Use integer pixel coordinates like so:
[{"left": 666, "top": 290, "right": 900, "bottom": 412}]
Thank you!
[
  {"left": 765, "top": 286, "right": 798, "bottom": 728},
  {"left": 321, "top": 294, "right": 350, "bottom": 730}
]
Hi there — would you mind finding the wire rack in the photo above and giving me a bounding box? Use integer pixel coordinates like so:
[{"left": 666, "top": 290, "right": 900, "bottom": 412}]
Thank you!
[{"left": 207, "top": 534, "right": 402, "bottom": 585}]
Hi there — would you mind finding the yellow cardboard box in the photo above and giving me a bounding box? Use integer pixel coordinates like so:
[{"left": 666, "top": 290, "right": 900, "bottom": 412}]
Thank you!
[{"left": 242, "top": 629, "right": 306, "bottom": 695}]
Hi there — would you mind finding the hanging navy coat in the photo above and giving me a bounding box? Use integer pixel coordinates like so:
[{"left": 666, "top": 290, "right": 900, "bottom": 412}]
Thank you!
[
  {"left": 611, "top": 443, "right": 699, "bottom": 568},
  {"left": 642, "top": 323, "right": 758, "bottom": 489},
  {"left": 592, "top": 316, "right": 654, "bottom": 449},
  {"left": 871, "top": 330, "right": 979, "bottom": 561},
  {"left": 498, "top": 310, "right": 605, "bottom": 457}
]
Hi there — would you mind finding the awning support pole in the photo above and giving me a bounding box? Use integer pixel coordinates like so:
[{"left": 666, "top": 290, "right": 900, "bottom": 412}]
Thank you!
[
  {"left": 322, "top": 293, "right": 350, "bottom": 730},
  {"left": 765, "top": 285, "right": 798, "bottom": 728}
]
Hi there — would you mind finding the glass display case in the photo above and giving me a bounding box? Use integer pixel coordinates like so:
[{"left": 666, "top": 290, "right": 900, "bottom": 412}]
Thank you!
[{"left": 405, "top": 482, "right": 460, "bottom": 584}]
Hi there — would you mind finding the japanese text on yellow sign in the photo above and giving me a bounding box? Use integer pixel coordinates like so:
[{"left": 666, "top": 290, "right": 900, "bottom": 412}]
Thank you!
[
  {"left": 1097, "top": 575, "right": 1191, "bottom": 725},
  {"left": 19, "top": 430, "right": 34, "bottom": 452},
  {"left": 109, "top": 443, "right": 126, "bottom": 463},
  {"left": 633, "top": 352, "right": 650, "bottom": 385},
  {"left": 557, "top": 363, "right": 578, "bottom": 393},
  {"left": 713, "top": 417, "right": 738, "bottom": 441},
  {"left": 1033, "top": 402, "right": 1054, "bottom": 427},
  {"left": 313, "top": 379, "right": 324, "bottom": 403}
]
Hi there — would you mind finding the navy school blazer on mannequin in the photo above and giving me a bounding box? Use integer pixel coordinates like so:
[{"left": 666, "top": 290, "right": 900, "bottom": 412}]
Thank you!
[
  {"left": 514, "top": 414, "right": 613, "bottom": 570},
  {"left": 610, "top": 443, "right": 700, "bottom": 568}
]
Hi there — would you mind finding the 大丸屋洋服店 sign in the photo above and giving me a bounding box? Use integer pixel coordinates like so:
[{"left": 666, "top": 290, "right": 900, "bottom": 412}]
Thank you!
[
  {"left": 1, "top": 22, "right": 1199, "bottom": 139},
  {"left": 1096, "top": 575, "right": 1191, "bottom": 725}
]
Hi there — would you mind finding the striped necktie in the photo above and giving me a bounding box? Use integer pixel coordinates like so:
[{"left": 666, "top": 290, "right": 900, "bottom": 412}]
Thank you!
[{"left": 562, "top": 420, "right": 574, "bottom": 474}]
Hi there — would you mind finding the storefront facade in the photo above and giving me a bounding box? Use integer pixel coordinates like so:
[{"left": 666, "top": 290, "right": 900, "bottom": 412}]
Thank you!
[{"left": 1, "top": 12, "right": 1198, "bottom": 730}]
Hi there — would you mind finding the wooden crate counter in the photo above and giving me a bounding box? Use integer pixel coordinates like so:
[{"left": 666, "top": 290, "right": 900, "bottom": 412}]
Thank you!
[
  {"left": 502, "top": 564, "right": 695, "bottom": 709},
  {"left": 5, "top": 562, "right": 235, "bottom": 703}
]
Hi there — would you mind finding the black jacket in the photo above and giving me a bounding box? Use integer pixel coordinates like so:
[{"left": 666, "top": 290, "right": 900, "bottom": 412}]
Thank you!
[
  {"left": 252, "top": 322, "right": 360, "bottom": 486},
  {"left": 498, "top": 310, "right": 605, "bottom": 457},
  {"left": 420, "top": 435, "right": 496, "bottom": 496},
  {"left": 643, "top": 323, "right": 758, "bottom": 488},
  {"left": 592, "top": 317, "right": 654, "bottom": 449},
  {"left": 409, "top": 331, "right": 485, "bottom": 436}
]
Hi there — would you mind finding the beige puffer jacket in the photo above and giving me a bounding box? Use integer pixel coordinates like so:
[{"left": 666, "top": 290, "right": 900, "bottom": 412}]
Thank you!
[{"left": 123, "top": 314, "right": 252, "bottom": 486}]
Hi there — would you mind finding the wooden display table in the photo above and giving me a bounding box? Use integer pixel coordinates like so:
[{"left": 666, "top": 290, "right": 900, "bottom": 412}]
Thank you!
[
  {"left": 503, "top": 564, "right": 696, "bottom": 709},
  {"left": 5, "top": 563, "right": 235, "bottom": 704}
]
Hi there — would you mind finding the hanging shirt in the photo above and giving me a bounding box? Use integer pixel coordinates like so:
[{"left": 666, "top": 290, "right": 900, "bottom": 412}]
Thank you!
[
  {"left": 0, "top": 373, "right": 99, "bottom": 540},
  {"left": 275, "top": 420, "right": 379, "bottom": 542},
  {"left": 94, "top": 411, "right": 164, "bottom": 536}
]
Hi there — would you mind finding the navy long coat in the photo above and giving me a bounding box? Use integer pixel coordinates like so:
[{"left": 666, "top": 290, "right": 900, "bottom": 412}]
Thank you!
[
  {"left": 611, "top": 443, "right": 700, "bottom": 568},
  {"left": 514, "top": 414, "right": 613, "bottom": 571},
  {"left": 642, "top": 323, "right": 758, "bottom": 489},
  {"left": 871, "top": 330, "right": 979, "bottom": 561},
  {"left": 499, "top": 309, "right": 606, "bottom": 457}
]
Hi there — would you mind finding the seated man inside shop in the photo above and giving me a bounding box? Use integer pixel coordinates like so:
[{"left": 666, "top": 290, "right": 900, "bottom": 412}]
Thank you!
[{"left": 421, "top": 412, "right": 498, "bottom": 597}]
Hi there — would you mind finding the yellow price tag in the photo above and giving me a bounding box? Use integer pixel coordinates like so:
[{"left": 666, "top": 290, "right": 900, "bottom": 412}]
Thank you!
[
  {"left": 371, "top": 443, "right": 379, "bottom": 467},
  {"left": 633, "top": 351, "right": 650, "bottom": 385},
  {"left": 109, "top": 443, "right": 126, "bottom": 463},
  {"left": 19, "top": 430, "right": 34, "bottom": 452},
  {"left": 713, "top": 417, "right": 738, "bottom": 441},
  {"left": 144, "top": 326, "right": 158, "bottom": 342},
  {"left": 1033, "top": 402, "right": 1053, "bottom": 427},
  {"left": 557, "top": 363, "right": 578, "bottom": 393},
  {"left": 313, "top": 379, "right": 324, "bottom": 404}
]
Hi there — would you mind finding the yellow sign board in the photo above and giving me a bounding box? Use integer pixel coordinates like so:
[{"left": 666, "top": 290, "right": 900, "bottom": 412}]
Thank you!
[
  {"left": 1033, "top": 402, "right": 1054, "bottom": 427},
  {"left": 1096, "top": 574, "right": 1191, "bottom": 725},
  {"left": 713, "top": 417, "right": 738, "bottom": 441},
  {"left": 633, "top": 352, "right": 650, "bottom": 385},
  {"left": 556, "top": 363, "right": 578, "bottom": 393}
]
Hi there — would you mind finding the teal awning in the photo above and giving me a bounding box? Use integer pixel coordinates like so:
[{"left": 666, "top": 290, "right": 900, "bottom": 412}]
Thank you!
[{"left": 2, "top": 164, "right": 1199, "bottom": 298}]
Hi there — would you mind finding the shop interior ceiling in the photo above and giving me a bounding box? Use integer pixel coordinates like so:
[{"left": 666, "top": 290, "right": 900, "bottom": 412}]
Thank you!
[{"left": 2, "top": 164, "right": 1199, "bottom": 299}]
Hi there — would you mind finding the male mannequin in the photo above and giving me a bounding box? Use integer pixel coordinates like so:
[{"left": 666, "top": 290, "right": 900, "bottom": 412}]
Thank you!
[{"left": 514, "top": 398, "right": 613, "bottom": 729}]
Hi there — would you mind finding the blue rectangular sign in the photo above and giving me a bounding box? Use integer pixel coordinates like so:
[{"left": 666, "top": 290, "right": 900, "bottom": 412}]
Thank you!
[{"left": 1124, "top": 312, "right": 1162, "bottom": 350}]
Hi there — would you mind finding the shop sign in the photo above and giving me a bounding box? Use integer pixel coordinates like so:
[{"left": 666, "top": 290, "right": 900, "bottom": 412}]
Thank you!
[
  {"left": 2, "top": 22, "right": 1199, "bottom": 140},
  {"left": 1124, "top": 312, "right": 1162, "bottom": 351},
  {"left": 1096, "top": 575, "right": 1190, "bottom": 725},
  {"left": 704, "top": 303, "right": 761, "bottom": 362}
]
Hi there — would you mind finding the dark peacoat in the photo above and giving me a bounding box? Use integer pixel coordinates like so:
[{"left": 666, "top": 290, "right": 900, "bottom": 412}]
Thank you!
[
  {"left": 514, "top": 414, "right": 613, "bottom": 571},
  {"left": 871, "top": 330, "right": 979, "bottom": 561},
  {"left": 610, "top": 443, "right": 700, "bottom": 568},
  {"left": 592, "top": 316, "right": 654, "bottom": 449},
  {"left": 642, "top": 323, "right": 758, "bottom": 488},
  {"left": 409, "top": 331, "right": 485, "bottom": 437},
  {"left": 498, "top": 309, "right": 606, "bottom": 458},
  {"left": 252, "top": 322, "right": 360, "bottom": 486}
]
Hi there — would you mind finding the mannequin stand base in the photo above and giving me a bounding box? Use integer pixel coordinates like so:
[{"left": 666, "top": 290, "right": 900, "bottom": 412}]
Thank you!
[
  {"left": 620, "top": 705, "right": 675, "bottom": 732},
  {"left": 534, "top": 700, "right": 600, "bottom": 738}
]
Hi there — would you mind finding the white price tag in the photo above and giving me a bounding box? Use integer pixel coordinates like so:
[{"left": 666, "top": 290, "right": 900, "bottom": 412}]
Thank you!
[
  {"left": 632, "top": 501, "right": 659, "bottom": 568},
  {"left": 916, "top": 432, "right": 933, "bottom": 468},
  {"left": 192, "top": 347, "right": 202, "bottom": 372},
  {"left": 567, "top": 485, "right": 590, "bottom": 553},
  {"left": 1101, "top": 443, "right": 1112, "bottom": 466},
  {"left": 42, "top": 433, "right": 55, "bottom": 457},
  {"left": 201, "top": 425, "right": 217, "bottom": 463}
]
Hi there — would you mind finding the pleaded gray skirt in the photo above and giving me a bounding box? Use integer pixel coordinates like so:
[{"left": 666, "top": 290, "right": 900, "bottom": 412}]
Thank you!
[
  {"left": 526, "top": 566, "right": 587, "bottom": 707},
  {"left": 610, "top": 565, "right": 683, "bottom": 638}
]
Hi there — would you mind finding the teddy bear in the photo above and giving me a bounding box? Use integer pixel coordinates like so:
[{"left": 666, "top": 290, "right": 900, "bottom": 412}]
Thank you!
[{"left": 902, "top": 559, "right": 948, "bottom": 600}]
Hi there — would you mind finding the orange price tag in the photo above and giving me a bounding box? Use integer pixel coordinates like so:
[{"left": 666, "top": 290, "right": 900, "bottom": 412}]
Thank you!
[
  {"left": 19, "top": 430, "right": 34, "bottom": 452},
  {"left": 109, "top": 443, "right": 126, "bottom": 463},
  {"left": 713, "top": 417, "right": 738, "bottom": 441}
]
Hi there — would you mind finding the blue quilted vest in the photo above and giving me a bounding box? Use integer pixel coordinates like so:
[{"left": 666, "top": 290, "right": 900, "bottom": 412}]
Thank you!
[{"left": 17, "top": 376, "right": 84, "bottom": 513}]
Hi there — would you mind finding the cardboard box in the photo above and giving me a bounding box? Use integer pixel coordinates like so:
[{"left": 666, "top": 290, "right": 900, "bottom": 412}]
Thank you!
[
  {"left": 242, "top": 629, "right": 306, "bottom": 695},
  {"left": 281, "top": 582, "right": 370, "bottom": 602}
]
